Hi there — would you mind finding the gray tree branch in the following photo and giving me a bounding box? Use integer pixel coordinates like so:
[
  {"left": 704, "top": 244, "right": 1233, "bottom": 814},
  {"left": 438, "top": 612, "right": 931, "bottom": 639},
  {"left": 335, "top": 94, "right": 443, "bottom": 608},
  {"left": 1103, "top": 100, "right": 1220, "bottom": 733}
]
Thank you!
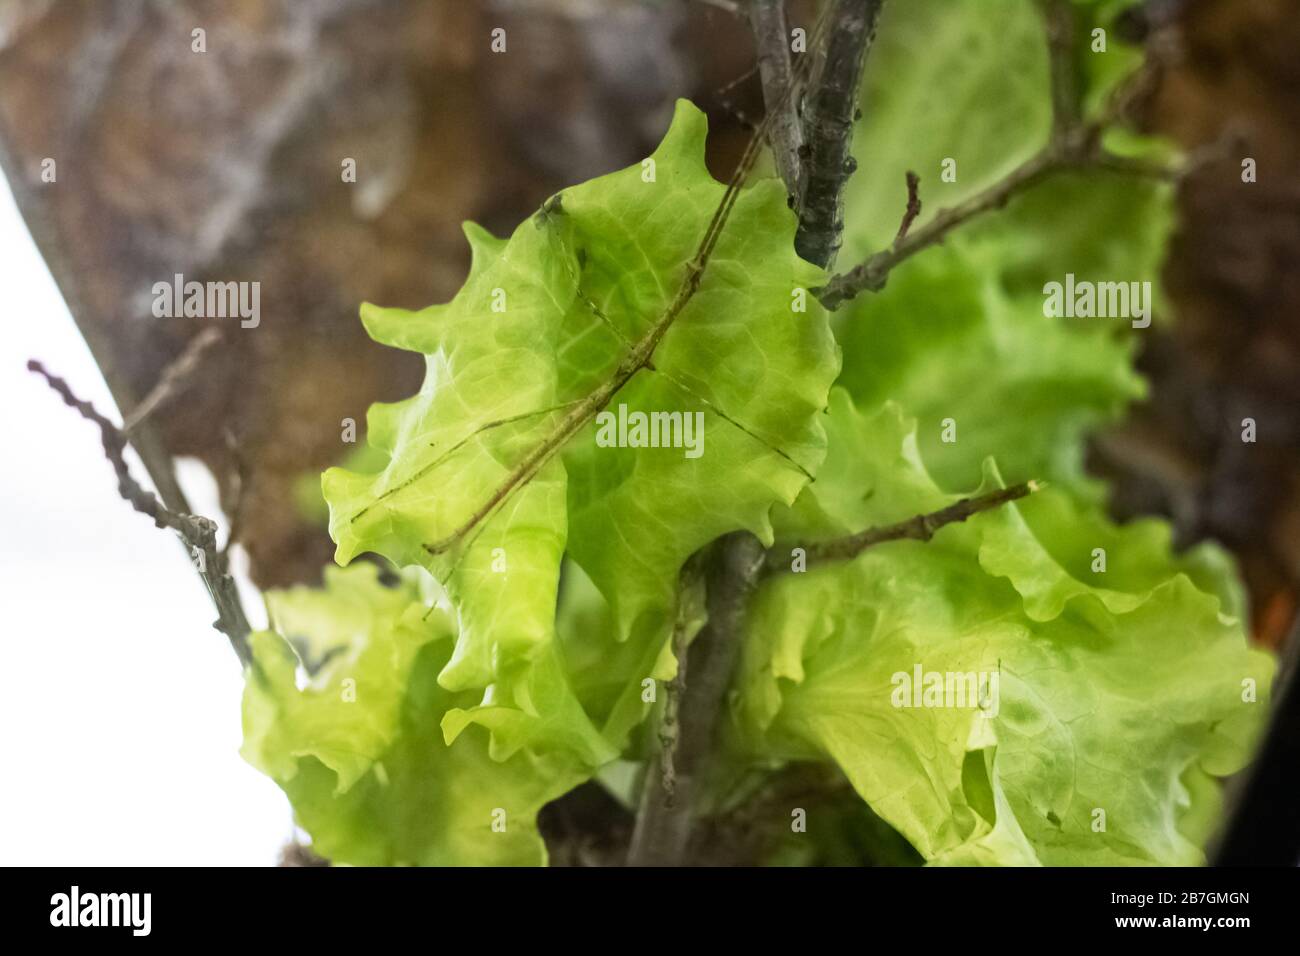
[
  {"left": 0, "top": 132, "right": 193, "bottom": 518},
  {"left": 747, "top": 0, "right": 803, "bottom": 199},
  {"left": 627, "top": 532, "right": 767, "bottom": 866},
  {"left": 794, "top": 0, "right": 885, "bottom": 267},
  {"left": 122, "top": 327, "right": 223, "bottom": 433},
  {"left": 28, "top": 360, "right": 253, "bottom": 666}
]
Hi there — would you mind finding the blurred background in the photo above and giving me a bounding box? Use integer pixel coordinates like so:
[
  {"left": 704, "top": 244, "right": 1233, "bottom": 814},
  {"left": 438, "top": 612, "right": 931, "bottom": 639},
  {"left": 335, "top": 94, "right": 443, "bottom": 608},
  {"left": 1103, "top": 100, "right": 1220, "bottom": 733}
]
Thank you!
[{"left": 0, "top": 0, "right": 1296, "bottom": 864}]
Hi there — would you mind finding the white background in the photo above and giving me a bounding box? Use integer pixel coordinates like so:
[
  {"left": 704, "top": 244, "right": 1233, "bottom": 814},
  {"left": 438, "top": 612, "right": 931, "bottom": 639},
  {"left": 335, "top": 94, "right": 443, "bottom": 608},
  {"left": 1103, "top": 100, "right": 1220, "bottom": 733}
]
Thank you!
[{"left": 0, "top": 169, "right": 289, "bottom": 865}]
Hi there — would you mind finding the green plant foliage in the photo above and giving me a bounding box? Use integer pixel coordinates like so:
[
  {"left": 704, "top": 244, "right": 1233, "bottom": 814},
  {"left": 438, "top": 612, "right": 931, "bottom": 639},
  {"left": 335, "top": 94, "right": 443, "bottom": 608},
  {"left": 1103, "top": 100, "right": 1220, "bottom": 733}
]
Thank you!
[
  {"left": 242, "top": 0, "right": 1273, "bottom": 867},
  {"left": 838, "top": 0, "right": 1169, "bottom": 495},
  {"left": 319, "top": 99, "right": 837, "bottom": 759},
  {"left": 242, "top": 566, "right": 590, "bottom": 864},
  {"left": 247, "top": 102, "right": 839, "bottom": 864},
  {"left": 734, "top": 394, "right": 1271, "bottom": 865}
]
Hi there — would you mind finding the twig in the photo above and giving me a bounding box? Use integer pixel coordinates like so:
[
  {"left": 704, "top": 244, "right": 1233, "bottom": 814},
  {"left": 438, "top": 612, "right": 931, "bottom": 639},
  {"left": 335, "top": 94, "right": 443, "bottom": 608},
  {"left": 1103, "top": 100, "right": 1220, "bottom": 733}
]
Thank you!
[
  {"left": 711, "top": 64, "right": 762, "bottom": 133},
  {"left": 628, "top": 533, "right": 767, "bottom": 866},
  {"left": 892, "top": 170, "right": 922, "bottom": 247},
  {"left": 816, "top": 145, "right": 1067, "bottom": 308},
  {"left": 28, "top": 360, "right": 253, "bottom": 666},
  {"left": 0, "top": 130, "right": 190, "bottom": 516},
  {"left": 794, "top": 0, "right": 885, "bottom": 267},
  {"left": 632, "top": 555, "right": 706, "bottom": 824},
  {"left": 122, "top": 327, "right": 222, "bottom": 432},
  {"left": 767, "top": 481, "right": 1040, "bottom": 572},
  {"left": 540, "top": 204, "right": 817, "bottom": 481},
  {"left": 747, "top": 0, "right": 803, "bottom": 199},
  {"left": 656, "top": 621, "right": 688, "bottom": 803},
  {"left": 814, "top": 135, "right": 1188, "bottom": 309}
]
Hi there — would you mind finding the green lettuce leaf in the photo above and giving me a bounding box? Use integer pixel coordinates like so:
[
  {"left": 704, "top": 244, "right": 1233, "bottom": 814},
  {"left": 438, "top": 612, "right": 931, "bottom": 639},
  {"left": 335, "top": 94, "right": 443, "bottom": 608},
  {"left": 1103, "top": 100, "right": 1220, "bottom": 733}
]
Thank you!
[
  {"left": 844, "top": 0, "right": 1050, "bottom": 255},
  {"left": 837, "top": 0, "right": 1169, "bottom": 495},
  {"left": 246, "top": 0, "right": 1267, "bottom": 869},
  {"left": 242, "top": 565, "right": 588, "bottom": 865},
  {"left": 735, "top": 395, "right": 1272, "bottom": 865},
  {"left": 322, "top": 100, "right": 838, "bottom": 754}
]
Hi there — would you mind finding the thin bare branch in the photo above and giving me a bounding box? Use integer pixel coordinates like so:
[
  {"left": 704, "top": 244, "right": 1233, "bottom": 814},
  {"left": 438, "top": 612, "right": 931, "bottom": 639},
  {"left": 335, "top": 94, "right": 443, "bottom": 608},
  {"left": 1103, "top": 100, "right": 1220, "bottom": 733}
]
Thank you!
[
  {"left": 892, "top": 170, "right": 922, "bottom": 247},
  {"left": 350, "top": 399, "right": 583, "bottom": 524},
  {"left": 814, "top": 133, "right": 1195, "bottom": 310},
  {"left": 748, "top": 0, "right": 803, "bottom": 198},
  {"left": 639, "top": 555, "right": 706, "bottom": 817},
  {"left": 656, "top": 614, "right": 689, "bottom": 803},
  {"left": 0, "top": 129, "right": 190, "bottom": 516},
  {"left": 542, "top": 208, "right": 815, "bottom": 479},
  {"left": 768, "top": 480, "right": 1041, "bottom": 572},
  {"left": 628, "top": 532, "right": 767, "bottom": 866},
  {"left": 816, "top": 145, "right": 1066, "bottom": 308},
  {"left": 28, "top": 360, "right": 252, "bottom": 666},
  {"left": 122, "top": 327, "right": 222, "bottom": 432}
]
